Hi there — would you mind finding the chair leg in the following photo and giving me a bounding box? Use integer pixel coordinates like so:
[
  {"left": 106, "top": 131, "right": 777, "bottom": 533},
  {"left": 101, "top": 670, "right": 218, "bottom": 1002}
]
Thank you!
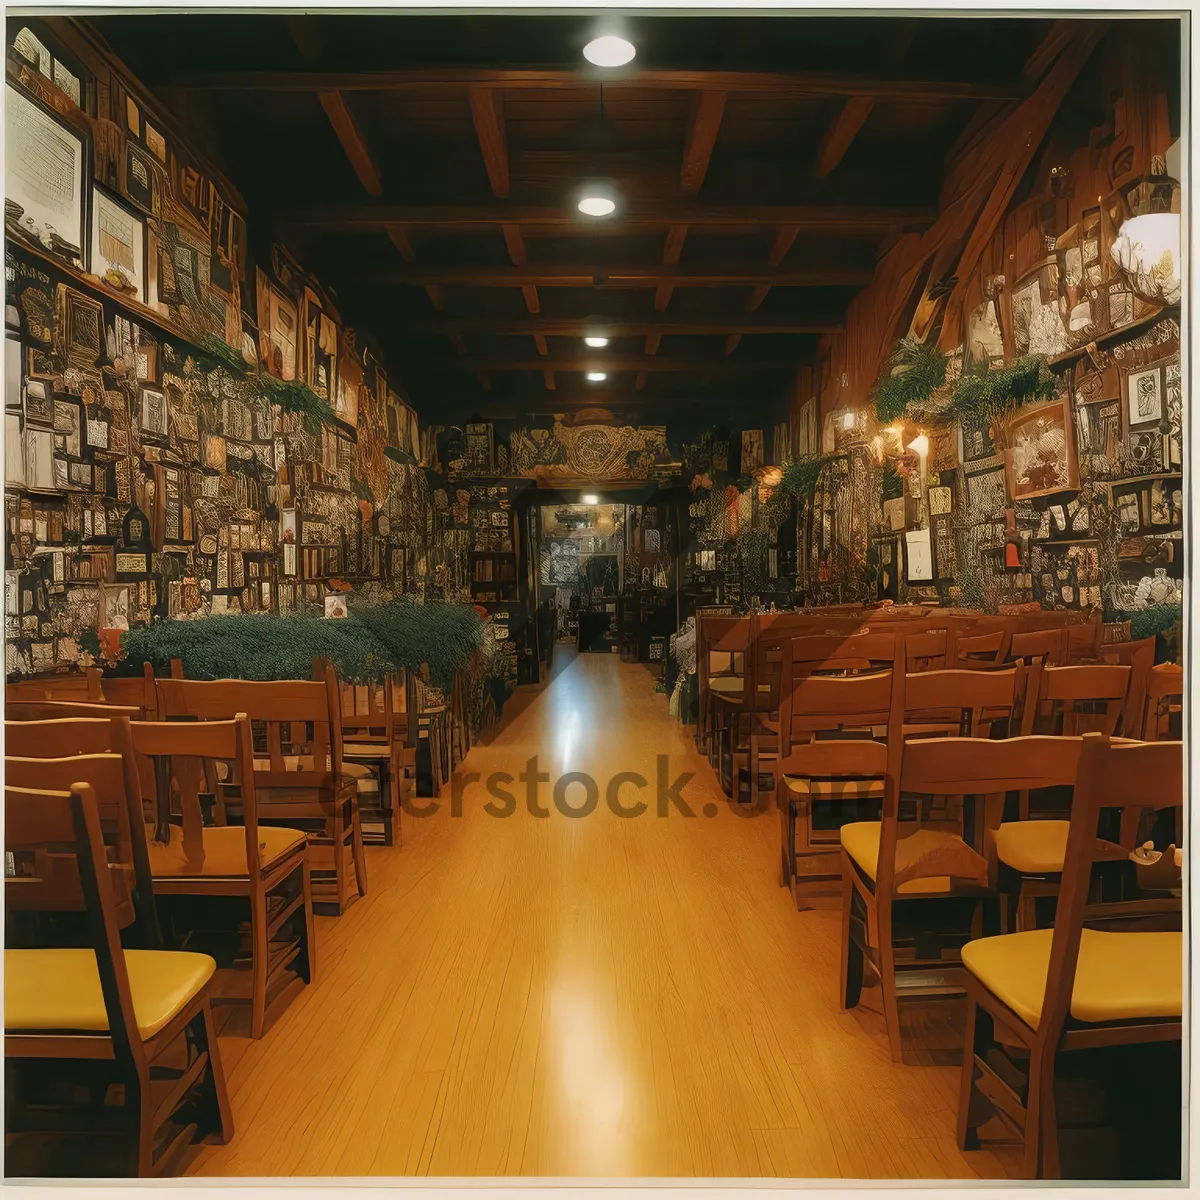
[
  {"left": 1023, "top": 1046, "right": 1060, "bottom": 1179},
  {"left": 301, "top": 855, "right": 317, "bottom": 985},
  {"left": 839, "top": 866, "right": 864, "bottom": 1011},
  {"left": 877, "top": 903, "right": 903, "bottom": 1062},
  {"left": 199, "top": 998, "right": 234, "bottom": 1145},
  {"left": 249, "top": 886, "right": 268, "bottom": 1040},
  {"left": 779, "top": 799, "right": 793, "bottom": 889},
  {"left": 1016, "top": 883, "right": 1036, "bottom": 933},
  {"left": 956, "top": 996, "right": 983, "bottom": 1149},
  {"left": 350, "top": 796, "right": 368, "bottom": 897}
]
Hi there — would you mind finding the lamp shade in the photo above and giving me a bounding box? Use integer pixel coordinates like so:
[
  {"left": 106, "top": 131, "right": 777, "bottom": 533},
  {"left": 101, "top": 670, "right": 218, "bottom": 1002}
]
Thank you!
[{"left": 1110, "top": 213, "right": 1181, "bottom": 306}]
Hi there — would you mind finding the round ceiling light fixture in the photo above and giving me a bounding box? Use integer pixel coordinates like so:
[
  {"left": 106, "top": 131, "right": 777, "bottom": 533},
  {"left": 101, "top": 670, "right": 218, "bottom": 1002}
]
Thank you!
[
  {"left": 583, "top": 35, "right": 636, "bottom": 68},
  {"left": 586, "top": 372, "right": 608, "bottom": 382},
  {"left": 584, "top": 335, "right": 609, "bottom": 348},
  {"left": 578, "top": 194, "right": 616, "bottom": 218}
]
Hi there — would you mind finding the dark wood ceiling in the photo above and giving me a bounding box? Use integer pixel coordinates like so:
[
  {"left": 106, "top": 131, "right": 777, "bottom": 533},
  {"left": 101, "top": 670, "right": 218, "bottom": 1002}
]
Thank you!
[{"left": 85, "top": 12, "right": 1059, "bottom": 419}]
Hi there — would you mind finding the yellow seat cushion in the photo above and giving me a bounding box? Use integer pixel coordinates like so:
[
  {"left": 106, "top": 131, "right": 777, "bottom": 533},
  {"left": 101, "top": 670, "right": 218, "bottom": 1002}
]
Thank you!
[
  {"left": 5, "top": 949, "right": 216, "bottom": 1039},
  {"left": 709, "top": 675, "right": 744, "bottom": 695},
  {"left": 962, "top": 928, "right": 1183, "bottom": 1030},
  {"left": 148, "top": 824, "right": 306, "bottom": 878},
  {"left": 839, "top": 820, "right": 953, "bottom": 895},
  {"left": 994, "top": 820, "right": 1070, "bottom": 875}
]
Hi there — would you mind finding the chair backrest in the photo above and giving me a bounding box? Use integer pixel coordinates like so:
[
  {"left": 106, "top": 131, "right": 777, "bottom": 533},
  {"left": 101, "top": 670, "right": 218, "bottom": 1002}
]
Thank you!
[
  {"left": 1099, "top": 635, "right": 1157, "bottom": 737},
  {"left": 698, "top": 615, "right": 750, "bottom": 682},
  {"left": 899, "top": 662, "right": 1031, "bottom": 737},
  {"left": 904, "top": 625, "right": 951, "bottom": 672},
  {"left": 1063, "top": 613, "right": 1104, "bottom": 663},
  {"left": 5, "top": 783, "right": 149, "bottom": 1071},
  {"left": 98, "top": 663, "right": 159, "bottom": 719},
  {"left": 889, "top": 735, "right": 1085, "bottom": 896},
  {"left": 947, "top": 616, "right": 1013, "bottom": 669},
  {"left": 1036, "top": 663, "right": 1131, "bottom": 736},
  {"left": 332, "top": 670, "right": 397, "bottom": 746},
  {"left": 3, "top": 745, "right": 154, "bottom": 939},
  {"left": 129, "top": 715, "right": 260, "bottom": 875},
  {"left": 1008, "top": 627, "right": 1067, "bottom": 666},
  {"left": 5, "top": 672, "right": 100, "bottom": 703},
  {"left": 156, "top": 663, "right": 344, "bottom": 790},
  {"left": 742, "top": 613, "right": 870, "bottom": 712},
  {"left": 779, "top": 638, "right": 897, "bottom": 755},
  {"left": 1143, "top": 664, "right": 1184, "bottom": 741},
  {"left": 5, "top": 699, "right": 142, "bottom": 721},
  {"left": 1037, "top": 735, "right": 1183, "bottom": 1040}
]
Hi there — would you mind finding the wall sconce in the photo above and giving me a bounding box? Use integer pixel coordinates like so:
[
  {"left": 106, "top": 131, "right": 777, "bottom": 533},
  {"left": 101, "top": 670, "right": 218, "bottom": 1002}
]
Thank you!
[
  {"left": 906, "top": 433, "right": 930, "bottom": 458},
  {"left": 841, "top": 410, "right": 857, "bottom": 430}
]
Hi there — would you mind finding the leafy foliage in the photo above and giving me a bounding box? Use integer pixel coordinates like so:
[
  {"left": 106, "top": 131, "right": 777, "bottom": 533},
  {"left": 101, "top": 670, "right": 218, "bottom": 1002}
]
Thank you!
[
  {"left": 120, "top": 602, "right": 485, "bottom": 687},
  {"left": 196, "top": 334, "right": 250, "bottom": 379},
  {"left": 258, "top": 375, "right": 338, "bottom": 434},
  {"left": 945, "top": 356, "right": 1056, "bottom": 428},
  {"left": 872, "top": 337, "right": 947, "bottom": 424},
  {"left": 1108, "top": 605, "right": 1183, "bottom": 660}
]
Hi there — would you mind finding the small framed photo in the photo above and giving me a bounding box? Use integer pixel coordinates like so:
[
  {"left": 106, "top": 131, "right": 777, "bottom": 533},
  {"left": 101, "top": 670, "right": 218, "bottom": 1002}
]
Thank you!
[
  {"left": 91, "top": 185, "right": 146, "bottom": 301},
  {"left": 1123, "top": 364, "right": 1163, "bottom": 428},
  {"left": 99, "top": 582, "right": 131, "bottom": 631},
  {"left": 139, "top": 384, "right": 168, "bottom": 440},
  {"left": 1003, "top": 398, "right": 1079, "bottom": 501}
]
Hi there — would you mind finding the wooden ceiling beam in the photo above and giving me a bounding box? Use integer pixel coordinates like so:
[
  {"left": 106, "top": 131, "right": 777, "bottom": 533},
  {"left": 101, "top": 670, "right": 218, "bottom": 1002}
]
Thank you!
[
  {"left": 680, "top": 90, "right": 727, "bottom": 195},
  {"left": 533, "top": 333, "right": 549, "bottom": 356},
  {"left": 402, "top": 354, "right": 804, "bottom": 373},
  {"left": 425, "top": 283, "right": 445, "bottom": 311},
  {"left": 347, "top": 264, "right": 873, "bottom": 287},
  {"left": 635, "top": 372, "right": 649, "bottom": 390},
  {"left": 400, "top": 317, "right": 842, "bottom": 336},
  {"left": 543, "top": 368, "right": 555, "bottom": 390},
  {"left": 746, "top": 284, "right": 772, "bottom": 312},
  {"left": 724, "top": 334, "right": 743, "bottom": 355},
  {"left": 815, "top": 95, "right": 876, "bottom": 179},
  {"left": 655, "top": 223, "right": 689, "bottom": 313},
  {"left": 157, "top": 66, "right": 1026, "bottom": 102},
  {"left": 645, "top": 333, "right": 663, "bottom": 356},
  {"left": 468, "top": 85, "right": 509, "bottom": 198},
  {"left": 272, "top": 202, "right": 934, "bottom": 236},
  {"left": 385, "top": 223, "right": 415, "bottom": 261},
  {"left": 767, "top": 223, "right": 801, "bottom": 268},
  {"left": 317, "top": 91, "right": 383, "bottom": 195}
]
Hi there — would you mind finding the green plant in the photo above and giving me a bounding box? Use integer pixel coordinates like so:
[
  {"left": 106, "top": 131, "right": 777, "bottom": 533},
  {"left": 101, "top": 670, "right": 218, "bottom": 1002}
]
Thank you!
[
  {"left": 872, "top": 336, "right": 947, "bottom": 424},
  {"left": 351, "top": 478, "right": 376, "bottom": 505},
  {"left": 350, "top": 599, "right": 485, "bottom": 690},
  {"left": 196, "top": 334, "right": 250, "bottom": 379},
  {"left": 258, "top": 375, "right": 338, "bottom": 433},
  {"left": 945, "top": 355, "right": 1056, "bottom": 429}
]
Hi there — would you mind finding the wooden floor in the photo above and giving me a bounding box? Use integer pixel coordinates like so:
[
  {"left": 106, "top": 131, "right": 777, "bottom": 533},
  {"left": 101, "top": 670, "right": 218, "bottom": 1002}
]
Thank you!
[{"left": 191, "top": 649, "right": 1014, "bottom": 1178}]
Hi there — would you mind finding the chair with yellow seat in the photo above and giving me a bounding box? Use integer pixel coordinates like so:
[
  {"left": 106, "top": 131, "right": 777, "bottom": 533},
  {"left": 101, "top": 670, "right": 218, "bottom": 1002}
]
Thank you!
[
  {"left": 776, "top": 633, "right": 897, "bottom": 905},
  {"left": 5, "top": 781, "right": 232, "bottom": 1176},
  {"left": 696, "top": 614, "right": 750, "bottom": 760},
  {"left": 127, "top": 715, "right": 315, "bottom": 1040},
  {"left": 839, "top": 714, "right": 1023, "bottom": 1061},
  {"left": 957, "top": 734, "right": 1183, "bottom": 1178},
  {"left": 156, "top": 666, "right": 367, "bottom": 915},
  {"left": 4, "top": 719, "right": 160, "bottom": 950},
  {"left": 1030, "top": 663, "right": 1131, "bottom": 737}
]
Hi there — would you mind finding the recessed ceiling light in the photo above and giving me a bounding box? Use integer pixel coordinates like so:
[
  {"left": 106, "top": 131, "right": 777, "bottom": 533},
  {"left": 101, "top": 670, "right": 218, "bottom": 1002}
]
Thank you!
[
  {"left": 578, "top": 195, "right": 616, "bottom": 217},
  {"left": 583, "top": 35, "right": 636, "bottom": 68},
  {"left": 581, "top": 494, "right": 600, "bottom": 505},
  {"left": 586, "top": 372, "right": 608, "bottom": 382},
  {"left": 584, "top": 336, "right": 609, "bottom": 348}
]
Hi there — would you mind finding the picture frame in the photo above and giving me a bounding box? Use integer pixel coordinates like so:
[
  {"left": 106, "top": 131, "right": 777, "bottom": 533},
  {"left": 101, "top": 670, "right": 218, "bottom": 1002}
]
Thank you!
[
  {"left": 90, "top": 185, "right": 146, "bottom": 301},
  {"left": 99, "top": 582, "right": 131, "bottom": 631},
  {"left": 1123, "top": 364, "right": 1164, "bottom": 428},
  {"left": 138, "top": 383, "right": 168, "bottom": 441},
  {"left": 5, "top": 82, "right": 86, "bottom": 271},
  {"left": 1003, "top": 398, "right": 1079, "bottom": 502}
]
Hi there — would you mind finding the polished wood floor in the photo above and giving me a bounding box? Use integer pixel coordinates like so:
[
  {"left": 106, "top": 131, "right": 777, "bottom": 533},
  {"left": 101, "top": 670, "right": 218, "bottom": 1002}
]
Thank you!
[{"left": 192, "top": 649, "right": 1013, "bottom": 1178}]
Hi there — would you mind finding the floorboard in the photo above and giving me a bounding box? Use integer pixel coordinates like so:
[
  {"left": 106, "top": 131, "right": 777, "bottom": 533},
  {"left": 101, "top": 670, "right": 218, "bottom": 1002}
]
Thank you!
[{"left": 189, "top": 648, "right": 1014, "bottom": 1178}]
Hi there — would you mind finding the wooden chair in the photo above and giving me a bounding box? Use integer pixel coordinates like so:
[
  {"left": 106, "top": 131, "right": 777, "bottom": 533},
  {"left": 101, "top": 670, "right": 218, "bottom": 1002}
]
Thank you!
[
  {"left": 6, "top": 699, "right": 142, "bottom": 721},
  {"left": 98, "top": 664, "right": 160, "bottom": 719},
  {"left": 332, "top": 670, "right": 416, "bottom": 848},
  {"left": 901, "top": 661, "right": 1034, "bottom": 742},
  {"left": 1008, "top": 627, "right": 1067, "bottom": 666},
  {"left": 5, "top": 782, "right": 232, "bottom": 1176},
  {"left": 129, "top": 716, "right": 315, "bottom": 1039},
  {"left": 947, "top": 616, "right": 1013, "bottom": 669},
  {"left": 1031, "top": 663, "right": 1131, "bottom": 737},
  {"left": 1063, "top": 613, "right": 1104, "bottom": 663},
  {"left": 957, "top": 735, "right": 1183, "bottom": 1177},
  {"left": 844, "top": 733, "right": 1105, "bottom": 1062},
  {"left": 1142, "top": 663, "right": 1183, "bottom": 741},
  {"left": 156, "top": 665, "right": 367, "bottom": 915},
  {"left": 904, "top": 624, "right": 952, "bottom": 672},
  {"left": 696, "top": 615, "right": 750, "bottom": 757},
  {"left": 5, "top": 718, "right": 160, "bottom": 949},
  {"left": 6, "top": 672, "right": 100, "bottom": 703},
  {"left": 776, "top": 636, "right": 897, "bottom": 905},
  {"left": 1098, "top": 635, "right": 1157, "bottom": 738}
]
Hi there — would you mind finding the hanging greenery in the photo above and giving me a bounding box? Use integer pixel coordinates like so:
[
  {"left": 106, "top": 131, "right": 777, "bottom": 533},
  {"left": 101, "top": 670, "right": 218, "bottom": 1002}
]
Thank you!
[
  {"left": 872, "top": 336, "right": 948, "bottom": 424},
  {"left": 944, "top": 355, "right": 1056, "bottom": 429},
  {"left": 196, "top": 334, "right": 250, "bottom": 379},
  {"left": 258, "top": 375, "right": 338, "bottom": 433},
  {"left": 1109, "top": 604, "right": 1183, "bottom": 654}
]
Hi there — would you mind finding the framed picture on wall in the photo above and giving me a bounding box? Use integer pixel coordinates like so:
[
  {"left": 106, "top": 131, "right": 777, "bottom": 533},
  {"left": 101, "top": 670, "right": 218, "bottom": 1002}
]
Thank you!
[
  {"left": 5, "top": 83, "right": 85, "bottom": 271},
  {"left": 1123, "top": 363, "right": 1164, "bottom": 428},
  {"left": 91, "top": 185, "right": 146, "bottom": 301},
  {"left": 1003, "top": 398, "right": 1079, "bottom": 501}
]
